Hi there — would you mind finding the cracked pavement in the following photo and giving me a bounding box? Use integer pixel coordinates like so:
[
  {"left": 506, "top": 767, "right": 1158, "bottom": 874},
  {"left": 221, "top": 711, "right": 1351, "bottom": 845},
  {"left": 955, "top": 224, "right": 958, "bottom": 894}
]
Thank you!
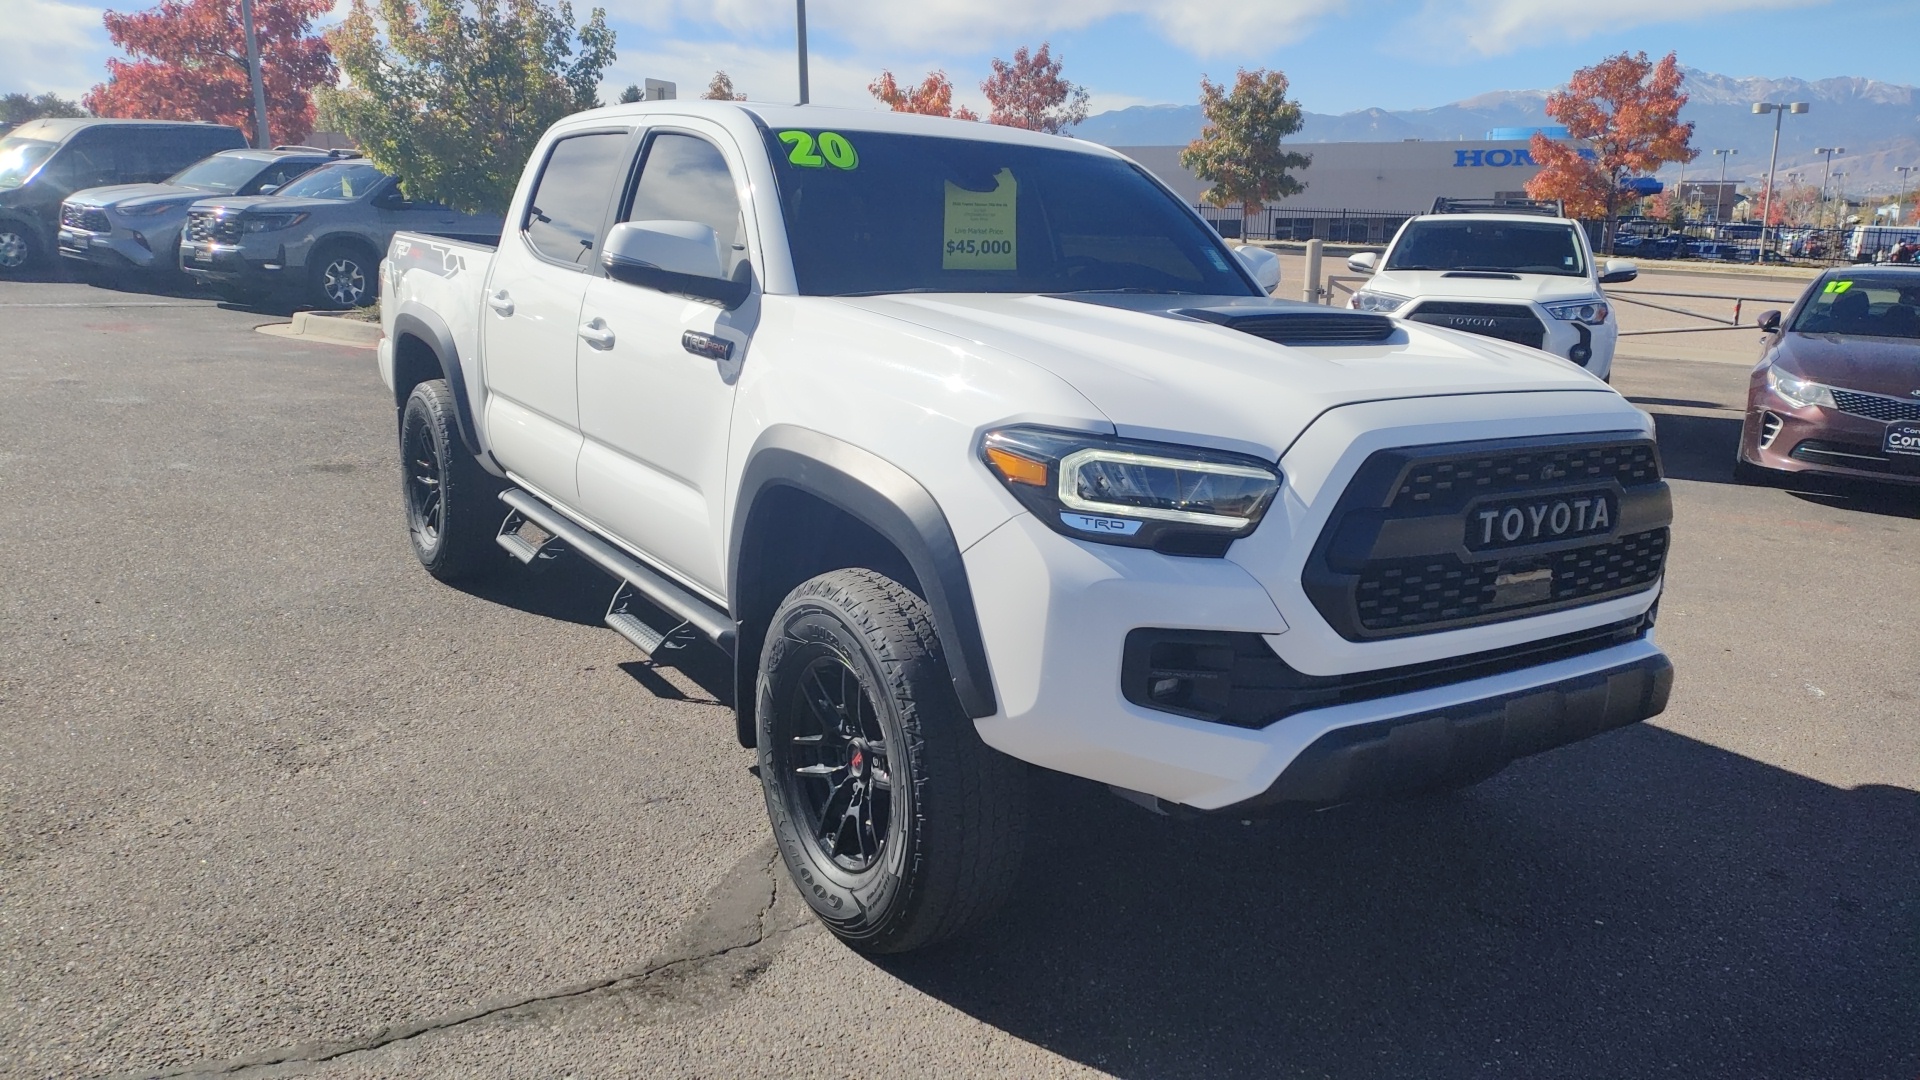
[{"left": 3, "top": 273, "right": 1917, "bottom": 1079}]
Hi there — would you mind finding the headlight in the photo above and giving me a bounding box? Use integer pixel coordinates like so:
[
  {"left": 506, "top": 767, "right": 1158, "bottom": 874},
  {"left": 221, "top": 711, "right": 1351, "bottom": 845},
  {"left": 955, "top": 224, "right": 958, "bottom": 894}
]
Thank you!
[
  {"left": 1767, "top": 365, "right": 1835, "bottom": 408},
  {"left": 981, "top": 426, "right": 1281, "bottom": 556},
  {"left": 119, "top": 201, "right": 183, "bottom": 218},
  {"left": 241, "top": 212, "right": 309, "bottom": 233},
  {"left": 1546, "top": 298, "right": 1610, "bottom": 325},
  {"left": 1349, "top": 290, "right": 1411, "bottom": 313}
]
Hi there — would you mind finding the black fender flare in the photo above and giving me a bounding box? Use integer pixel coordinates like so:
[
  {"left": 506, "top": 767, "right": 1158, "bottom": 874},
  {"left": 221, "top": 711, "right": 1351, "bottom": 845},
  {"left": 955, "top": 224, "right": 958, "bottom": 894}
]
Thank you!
[
  {"left": 390, "top": 307, "right": 484, "bottom": 459},
  {"left": 730, "top": 426, "right": 999, "bottom": 735}
]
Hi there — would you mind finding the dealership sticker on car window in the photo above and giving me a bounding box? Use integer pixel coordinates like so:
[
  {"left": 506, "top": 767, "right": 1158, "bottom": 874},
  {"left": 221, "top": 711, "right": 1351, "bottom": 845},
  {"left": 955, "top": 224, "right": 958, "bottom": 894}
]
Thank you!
[
  {"left": 1823, "top": 279, "right": 1854, "bottom": 293},
  {"left": 943, "top": 169, "right": 1017, "bottom": 270},
  {"left": 777, "top": 131, "right": 858, "bottom": 170}
]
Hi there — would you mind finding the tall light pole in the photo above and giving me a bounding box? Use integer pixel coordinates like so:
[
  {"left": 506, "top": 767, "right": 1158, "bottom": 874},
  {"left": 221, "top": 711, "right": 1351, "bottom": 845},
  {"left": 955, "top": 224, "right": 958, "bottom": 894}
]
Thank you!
[
  {"left": 794, "top": 0, "right": 810, "bottom": 104},
  {"left": 1753, "top": 100, "right": 1809, "bottom": 256},
  {"left": 239, "top": 0, "right": 271, "bottom": 147},
  {"left": 1814, "top": 146, "right": 1845, "bottom": 203},
  {"left": 1712, "top": 148, "right": 1737, "bottom": 222},
  {"left": 1897, "top": 165, "right": 1918, "bottom": 223}
]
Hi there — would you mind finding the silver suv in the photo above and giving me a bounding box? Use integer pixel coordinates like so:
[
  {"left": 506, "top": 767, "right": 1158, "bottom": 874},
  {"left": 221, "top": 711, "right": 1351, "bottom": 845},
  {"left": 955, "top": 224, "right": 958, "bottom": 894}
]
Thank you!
[
  {"left": 59, "top": 147, "right": 342, "bottom": 276},
  {"left": 179, "top": 160, "right": 503, "bottom": 308}
]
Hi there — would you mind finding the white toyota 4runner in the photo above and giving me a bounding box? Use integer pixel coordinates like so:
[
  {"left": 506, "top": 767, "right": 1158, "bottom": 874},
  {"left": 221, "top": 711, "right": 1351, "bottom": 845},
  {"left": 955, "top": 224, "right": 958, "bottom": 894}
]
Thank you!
[
  {"left": 1346, "top": 200, "right": 1639, "bottom": 381},
  {"left": 379, "top": 104, "right": 1675, "bottom": 953}
]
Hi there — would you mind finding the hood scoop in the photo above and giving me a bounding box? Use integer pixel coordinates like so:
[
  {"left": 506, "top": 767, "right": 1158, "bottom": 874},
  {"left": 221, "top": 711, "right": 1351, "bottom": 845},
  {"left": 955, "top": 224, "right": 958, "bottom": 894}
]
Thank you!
[
  {"left": 1441, "top": 271, "right": 1521, "bottom": 280},
  {"left": 1174, "top": 307, "right": 1397, "bottom": 345}
]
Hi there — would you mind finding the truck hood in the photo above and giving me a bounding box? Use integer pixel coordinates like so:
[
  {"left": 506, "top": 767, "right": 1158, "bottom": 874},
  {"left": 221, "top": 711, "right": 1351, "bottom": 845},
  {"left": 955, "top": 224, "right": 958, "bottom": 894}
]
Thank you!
[
  {"left": 1362, "top": 269, "right": 1603, "bottom": 307},
  {"left": 188, "top": 194, "right": 339, "bottom": 216},
  {"left": 834, "top": 292, "right": 1615, "bottom": 458},
  {"left": 67, "top": 182, "right": 207, "bottom": 211}
]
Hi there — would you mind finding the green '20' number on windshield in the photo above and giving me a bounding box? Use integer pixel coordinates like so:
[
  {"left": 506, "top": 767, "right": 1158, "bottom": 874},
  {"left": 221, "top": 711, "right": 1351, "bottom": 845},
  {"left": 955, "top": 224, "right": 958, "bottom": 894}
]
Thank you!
[{"left": 778, "top": 130, "right": 858, "bottom": 170}]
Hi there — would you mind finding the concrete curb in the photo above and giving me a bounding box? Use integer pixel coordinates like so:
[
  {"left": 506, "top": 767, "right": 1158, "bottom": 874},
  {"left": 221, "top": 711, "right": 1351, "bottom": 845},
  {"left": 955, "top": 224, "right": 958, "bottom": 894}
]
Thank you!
[{"left": 289, "top": 310, "right": 383, "bottom": 346}]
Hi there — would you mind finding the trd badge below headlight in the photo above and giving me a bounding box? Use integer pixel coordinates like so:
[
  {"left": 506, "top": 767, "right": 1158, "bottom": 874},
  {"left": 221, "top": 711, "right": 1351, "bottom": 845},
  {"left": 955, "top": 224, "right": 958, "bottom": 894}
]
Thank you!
[{"left": 980, "top": 426, "right": 1281, "bottom": 556}]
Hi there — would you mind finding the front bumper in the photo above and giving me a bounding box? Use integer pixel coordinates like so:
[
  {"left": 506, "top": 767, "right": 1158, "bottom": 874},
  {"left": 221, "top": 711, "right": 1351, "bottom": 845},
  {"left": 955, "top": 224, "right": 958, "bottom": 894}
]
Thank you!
[
  {"left": 1742, "top": 387, "right": 1920, "bottom": 485},
  {"left": 1395, "top": 297, "right": 1618, "bottom": 378},
  {"left": 178, "top": 238, "right": 289, "bottom": 289},
  {"left": 58, "top": 225, "right": 162, "bottom": 270}
]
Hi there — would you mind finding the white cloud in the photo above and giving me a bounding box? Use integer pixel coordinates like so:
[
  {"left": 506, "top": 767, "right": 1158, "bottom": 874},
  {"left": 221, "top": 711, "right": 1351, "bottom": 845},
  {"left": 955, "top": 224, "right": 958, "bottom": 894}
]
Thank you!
[
  {"left": 1408, "top": 0, "right": 1828, "bottom": 56},
  {"left": 0, "top": 0, "right": 110, "bottom": 98},
  {"left": 619, "top": 0, "right": 1337, "bottom": 58}
]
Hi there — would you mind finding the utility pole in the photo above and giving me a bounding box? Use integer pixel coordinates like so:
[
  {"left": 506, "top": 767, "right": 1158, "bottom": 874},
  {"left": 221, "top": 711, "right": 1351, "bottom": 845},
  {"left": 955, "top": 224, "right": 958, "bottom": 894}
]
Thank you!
[
  {"left": 1752, "top": 101, "right": 1808, "bottom": 257},
  {"left": 795, "top": 0, "right": 810, "bottom": 105},
  {"left": 1712, "top": 148, "right": 1737, "bottom": 222},
  {"left": 1814, "top": 146, "right": 1844, "bottom": 204},
  {"left": 1897, "top": 165, "right": 1918, "bottom": 223},
  {"left": 240, "top": 0, "right": 271, "bottom": 147}
]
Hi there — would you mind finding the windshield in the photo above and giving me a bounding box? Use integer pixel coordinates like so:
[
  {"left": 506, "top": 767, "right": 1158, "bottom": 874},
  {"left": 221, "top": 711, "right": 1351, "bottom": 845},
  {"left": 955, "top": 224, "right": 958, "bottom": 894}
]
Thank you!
[
  {"left": 1386, "top": 219, "right": 1588, "bottom": 277},
  {"left": 276, "top": 162, "right": 386, "bottom": 200},
  {"left": 1791, "top": 275, "right": 1920, "bottom": 340},
  {"left": 167, "top": 154, "right": 271, "bottom": 194},
  {"left": 0, "top": 137, "right": 57, "bottom": 190},
  {"left": 761, "top": 130, "right": 1257, "bottom": 297}
]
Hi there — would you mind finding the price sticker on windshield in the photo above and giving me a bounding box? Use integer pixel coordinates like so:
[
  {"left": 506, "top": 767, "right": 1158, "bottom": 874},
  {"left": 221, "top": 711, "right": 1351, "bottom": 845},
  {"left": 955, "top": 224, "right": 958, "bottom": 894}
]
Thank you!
[{"left": 943, "top": 168, "right": 1017, "bottom": 270}]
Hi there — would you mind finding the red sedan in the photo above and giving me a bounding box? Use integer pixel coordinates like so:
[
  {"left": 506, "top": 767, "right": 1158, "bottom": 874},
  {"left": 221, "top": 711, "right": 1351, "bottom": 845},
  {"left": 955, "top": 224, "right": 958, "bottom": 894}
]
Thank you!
[{"left": 1737, "top": 267, "right": 1920, "bottom": 486}]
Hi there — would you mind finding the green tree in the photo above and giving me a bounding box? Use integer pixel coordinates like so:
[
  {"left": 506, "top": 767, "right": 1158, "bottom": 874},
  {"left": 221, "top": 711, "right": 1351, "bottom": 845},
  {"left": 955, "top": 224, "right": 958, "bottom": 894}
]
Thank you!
[
  {"left": 1179, "top": 68, "right": 1310, "bottom": 215},
  {"left": 1, "top": 92, "right": 86, "bottom": 127},
  {"left": 319, "top": 0, "right": 614, "bottom": 214},
  {"left": 617, "top": 83, "right": 641, "bottom": 103}
]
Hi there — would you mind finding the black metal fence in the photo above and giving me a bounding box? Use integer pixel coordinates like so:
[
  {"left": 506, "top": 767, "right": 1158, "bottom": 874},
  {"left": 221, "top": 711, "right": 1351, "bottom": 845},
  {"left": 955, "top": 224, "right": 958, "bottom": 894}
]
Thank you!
[{"left": 1198, "top": 204, "right": 1918, "bottom": 269}]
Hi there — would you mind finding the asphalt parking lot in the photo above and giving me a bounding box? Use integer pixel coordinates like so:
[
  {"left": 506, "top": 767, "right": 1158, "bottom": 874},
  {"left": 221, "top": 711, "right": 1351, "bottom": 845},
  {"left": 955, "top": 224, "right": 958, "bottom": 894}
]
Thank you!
[{"left": 3, "top": 268, "right": 1916, "bottom": 1079}]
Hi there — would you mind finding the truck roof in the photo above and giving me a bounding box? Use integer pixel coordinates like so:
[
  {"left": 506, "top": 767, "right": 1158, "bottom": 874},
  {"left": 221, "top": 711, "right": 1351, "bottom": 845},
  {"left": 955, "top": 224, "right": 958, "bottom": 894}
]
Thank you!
[{"left": 562, "top": 100, "right": 1121, "bottom": 157}]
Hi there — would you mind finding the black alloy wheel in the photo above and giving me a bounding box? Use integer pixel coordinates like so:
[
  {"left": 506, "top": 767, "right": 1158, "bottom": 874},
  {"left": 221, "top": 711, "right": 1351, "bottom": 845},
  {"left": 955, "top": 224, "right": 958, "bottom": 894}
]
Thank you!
[
  {"left": 398, "top": 379, "right": 500, "bottom": 581},
  {"left": 774, "top": 652, "right": 894, "bottom": 872},
  {"left": 404, "top": 407, "right": 446, "bottom": 549}
]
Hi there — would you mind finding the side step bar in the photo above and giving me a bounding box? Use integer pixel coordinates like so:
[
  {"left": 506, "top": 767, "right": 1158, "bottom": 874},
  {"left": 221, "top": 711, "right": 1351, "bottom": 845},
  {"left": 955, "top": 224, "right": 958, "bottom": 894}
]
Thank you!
[{"left": 497, "top": 488, "right": 735, "bottom": 656}]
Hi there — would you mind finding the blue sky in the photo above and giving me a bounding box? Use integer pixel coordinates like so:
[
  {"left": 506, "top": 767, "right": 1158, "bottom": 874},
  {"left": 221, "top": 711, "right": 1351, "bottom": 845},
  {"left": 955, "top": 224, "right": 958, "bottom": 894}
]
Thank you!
[{"left": 5, "top": 0, "right": 1916, "bottom": 116}]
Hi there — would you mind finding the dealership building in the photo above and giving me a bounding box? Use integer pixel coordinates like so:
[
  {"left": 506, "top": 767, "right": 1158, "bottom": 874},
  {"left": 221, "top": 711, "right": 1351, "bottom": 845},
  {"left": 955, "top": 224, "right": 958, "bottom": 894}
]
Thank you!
[{"left": 1114, "top": 133, "right": 1564, "bottom": 242}]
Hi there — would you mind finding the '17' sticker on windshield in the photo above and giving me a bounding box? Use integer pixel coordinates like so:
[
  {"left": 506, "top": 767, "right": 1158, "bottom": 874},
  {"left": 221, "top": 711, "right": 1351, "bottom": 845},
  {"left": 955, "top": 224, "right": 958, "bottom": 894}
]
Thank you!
[{"left": 778, "top": 130, "right": 858, "bottom": 169}]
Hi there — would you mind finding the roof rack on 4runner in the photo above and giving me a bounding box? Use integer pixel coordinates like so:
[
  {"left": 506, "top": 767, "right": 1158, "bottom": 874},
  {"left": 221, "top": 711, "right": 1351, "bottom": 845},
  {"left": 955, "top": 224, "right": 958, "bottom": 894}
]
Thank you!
[{"left": 1430, "top": 197, "right": 1566, "bottom": 217}]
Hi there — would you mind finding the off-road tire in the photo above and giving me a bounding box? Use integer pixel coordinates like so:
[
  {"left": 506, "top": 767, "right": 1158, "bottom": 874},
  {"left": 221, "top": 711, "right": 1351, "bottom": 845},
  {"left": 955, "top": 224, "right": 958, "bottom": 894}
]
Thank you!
[
  {"left": 399, "top": 379, "right": 500, "bottom": 582},
  {"left": 758, "top": 568, "right": 1027, "bottom": 954},
  {"left": 308, "top": 241, "right": 378, "bottom": 310}
]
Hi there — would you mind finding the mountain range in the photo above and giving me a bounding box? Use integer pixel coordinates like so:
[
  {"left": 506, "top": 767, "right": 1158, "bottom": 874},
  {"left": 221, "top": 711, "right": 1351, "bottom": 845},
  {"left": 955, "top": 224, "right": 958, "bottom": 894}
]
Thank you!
[{"left": 1073, "top": 68, "right": 1919, "bottom": 188}]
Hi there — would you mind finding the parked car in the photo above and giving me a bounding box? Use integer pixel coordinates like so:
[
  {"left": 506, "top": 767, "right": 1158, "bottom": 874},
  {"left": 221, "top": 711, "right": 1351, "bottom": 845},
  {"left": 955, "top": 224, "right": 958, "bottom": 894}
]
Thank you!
[
  {"left": 178, "top": 159, "right": 503, "bottom": 308},
  {"left": 0, "top": 117, "right": 246, "bottom": 274},
  {"left": 1345, "top": 199, "right": 1637, "bottom": 380},
  {"left": 1737, "top": 267, "right": 1920, "bottom": 485},
  {"left": 1849, "top": 225, "right": 1920, "bottom": 264},
  {"left": 382, "top": 102, "right": 1674, "bottom": 954},
  {"left": 58, "top": 146, "right": 346, "bottom": 276}
]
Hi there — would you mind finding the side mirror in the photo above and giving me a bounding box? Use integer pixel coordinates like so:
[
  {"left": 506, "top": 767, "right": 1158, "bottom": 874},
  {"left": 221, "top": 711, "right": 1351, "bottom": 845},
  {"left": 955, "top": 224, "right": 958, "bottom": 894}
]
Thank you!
[
  {"left": 1346, "top": 251, "right": 1378, "bottom": 274},
  {"left": 256, "top": 183, "right": 279, "bottom": 195},
  {"left": 602, "top": 219, "right": 749, "bottom": 308},
  {"left": 1757, "top": 309, "right": 1782, "bottom": 333},
  {"left": 1598, "top": 258, "right": 1638, "bottom": 284},
  {"left": 1233, "top": 244, "right": 1281, "bottom": 294}
]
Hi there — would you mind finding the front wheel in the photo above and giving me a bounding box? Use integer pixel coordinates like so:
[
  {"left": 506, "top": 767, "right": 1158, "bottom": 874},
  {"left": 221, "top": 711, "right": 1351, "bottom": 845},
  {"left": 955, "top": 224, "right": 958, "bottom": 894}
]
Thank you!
[
  {"left": 0, "top": 221, "right": 39, "bottom": 274},
  {"left": 758, "top": 568, "right": 1027, "bottom": 954},
  {"left": 309, "top": 243, "right": 377, "bottom": 310},
  {"left": 399, "top": 379, "right": 501, "bottom": 581}
]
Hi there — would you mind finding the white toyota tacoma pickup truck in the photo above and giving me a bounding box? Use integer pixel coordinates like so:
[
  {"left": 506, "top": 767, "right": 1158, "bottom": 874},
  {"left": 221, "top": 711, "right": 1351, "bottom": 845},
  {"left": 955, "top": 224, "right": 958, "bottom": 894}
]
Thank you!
[
  {"left": 379, "top": 103, "right": 1674, "bottom": 953},
  {"left": 1346, "top": 200, "right": 1639, "bottom": 381}
]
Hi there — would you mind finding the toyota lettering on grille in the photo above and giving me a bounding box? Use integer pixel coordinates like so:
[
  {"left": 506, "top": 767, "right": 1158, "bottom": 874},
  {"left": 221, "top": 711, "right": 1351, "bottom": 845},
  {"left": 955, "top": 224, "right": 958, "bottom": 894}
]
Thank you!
[
  {"left": 1448, "top": 316, "right": 1499, "bottom": 328},
  {"left": 1468, "top": 491, "right": 1616, "bottom": 551}
]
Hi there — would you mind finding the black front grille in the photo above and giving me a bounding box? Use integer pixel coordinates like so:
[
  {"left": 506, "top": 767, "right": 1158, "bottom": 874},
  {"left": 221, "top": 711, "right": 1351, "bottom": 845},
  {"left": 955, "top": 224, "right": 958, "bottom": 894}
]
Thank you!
[
  {"left": 62, "top": 204, "right": 109, "bottom": 232},
  {"left": 1393, "top": 442, "right": 1659, "bottom": 510},
  {"left": 1406, "top": 301, "right": 1546, "bottom": 349},
  {"left": 1304, "top": 433, "right": 1671, "bottom": 640},
  {"left": 1832, "top": 389, "right": 1920, "bottom": 423},
  {"left": 1354, "top": 529, "right": 1668, "bottom": 633}
]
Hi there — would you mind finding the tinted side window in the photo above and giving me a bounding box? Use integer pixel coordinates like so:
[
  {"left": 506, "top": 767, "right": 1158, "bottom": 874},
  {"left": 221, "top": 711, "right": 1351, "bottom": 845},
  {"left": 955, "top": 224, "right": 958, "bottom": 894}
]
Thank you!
[
  {"left": 55, "top": 131, "right": 118, "bottom": 188},
  {"left": 624, "top": 133, "right": 747, "bottom": 276},
  {"left": 250, "top": 159, "right": 317, "bottom": 192},
  {"left": 523, "top": 131, "right": 630, "bottom": 267}
]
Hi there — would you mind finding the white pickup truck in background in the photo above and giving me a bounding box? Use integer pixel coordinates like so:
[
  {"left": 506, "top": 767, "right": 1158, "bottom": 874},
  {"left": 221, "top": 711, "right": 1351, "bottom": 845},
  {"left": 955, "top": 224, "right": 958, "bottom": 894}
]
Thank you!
[{"left": 380, "top": 102, "right": 1674, "bottom": 954}]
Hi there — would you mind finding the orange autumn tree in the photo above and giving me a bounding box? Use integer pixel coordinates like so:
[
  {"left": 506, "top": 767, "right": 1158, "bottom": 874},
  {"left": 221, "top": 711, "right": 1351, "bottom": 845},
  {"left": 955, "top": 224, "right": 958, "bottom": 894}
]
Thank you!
[
  {"left": 86, "top": 0, "right": 336, "bottom": 145},
  {"left": 980, "top": 43, "right": 1087, "bottom": 134},
  {"left": 869, "top": 70, "right": 977, "bottom": 120},
  {"left": 1526, "top": 50, "right": 1695, "bottom": 249}
]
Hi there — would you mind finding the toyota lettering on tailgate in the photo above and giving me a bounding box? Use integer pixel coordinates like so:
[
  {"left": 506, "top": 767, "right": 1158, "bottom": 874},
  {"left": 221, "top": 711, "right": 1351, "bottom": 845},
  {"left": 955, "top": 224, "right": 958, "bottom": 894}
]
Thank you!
[{"left": 1468, "top": 492, "right": 1616, "bottom": 550}]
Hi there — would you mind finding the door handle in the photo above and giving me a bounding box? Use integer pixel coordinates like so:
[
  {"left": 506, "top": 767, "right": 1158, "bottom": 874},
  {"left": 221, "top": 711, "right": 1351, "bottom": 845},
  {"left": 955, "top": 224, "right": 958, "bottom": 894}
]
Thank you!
[
  {"left": 578, "top": 318, "right": 616, "bottom": 350},
  {"left": 486, "top": 290, "right": 514, "bottom": 317}
]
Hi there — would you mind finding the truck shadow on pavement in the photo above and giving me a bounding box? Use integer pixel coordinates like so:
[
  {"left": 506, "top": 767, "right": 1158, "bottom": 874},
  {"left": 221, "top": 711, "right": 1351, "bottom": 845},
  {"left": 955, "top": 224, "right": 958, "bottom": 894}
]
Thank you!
[
  {"left": 1652, "top": 411, "right": 1920, "bottom": 519},
  {"left": 881, "top": 726, "right": 1918, "bottom": 1079}
]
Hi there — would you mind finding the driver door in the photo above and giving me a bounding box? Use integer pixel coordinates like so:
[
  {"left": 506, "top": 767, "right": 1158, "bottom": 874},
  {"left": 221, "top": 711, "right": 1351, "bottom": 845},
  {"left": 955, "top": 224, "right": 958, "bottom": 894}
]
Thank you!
[{"left": 573, "top": 124, "right": 757, "bottom": 597}]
